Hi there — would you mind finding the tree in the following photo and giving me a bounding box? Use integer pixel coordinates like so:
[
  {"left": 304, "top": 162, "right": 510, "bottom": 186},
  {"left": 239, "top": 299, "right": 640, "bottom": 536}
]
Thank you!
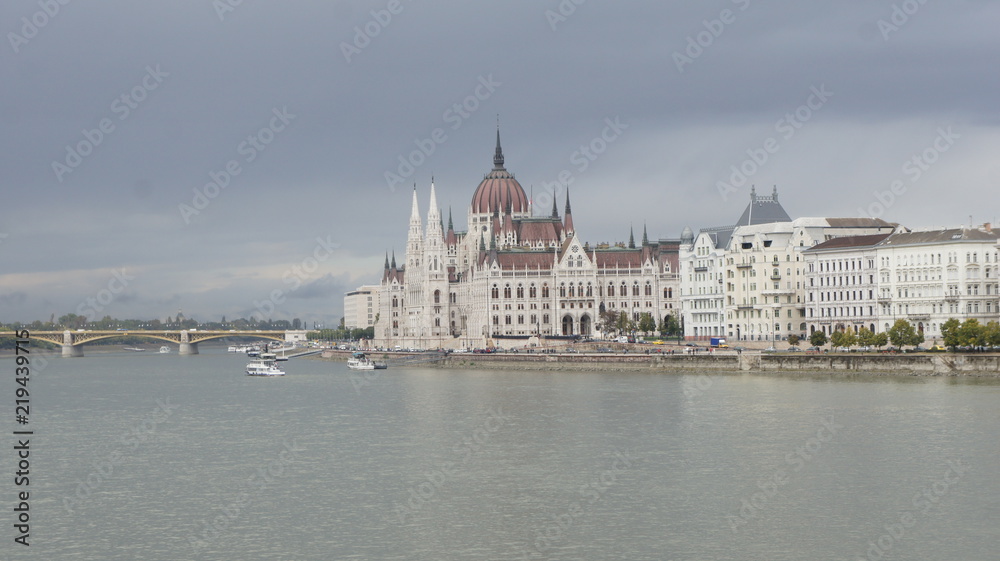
[
  {"left": 787, "top": 334, "right": 800, "bottom": 346},
  {"left": 873, "top": 332, "right": 888, "bottom": 348},
  {"left": 956, "top": 319, "right": 985, "bottom": 348},
  {"left": 887, "top": 319, "right": 922, "bottom": 348},
  {"left": 809, "top": 331, "right": 828, "bottom": 347},
  {"left": 830, "top": 329, "right": 857, "bottom": 349},
  {"left": 857, "top": 327, "right": 875, "bottom": 348},
  {"left": 941, "top": 318, "right": 961, "bottom": 348},
  {"left": 292, "top": 318, "right": 302, "bottom": 330},
  {"left": 638, "top": 313, "right": 656, "bottom": 334},
  {"left": 984, "top": 321, "right": 1000, "bottom": 347},
  {"left": 597, "top": 310, "right": 618, "bottom": 337}
]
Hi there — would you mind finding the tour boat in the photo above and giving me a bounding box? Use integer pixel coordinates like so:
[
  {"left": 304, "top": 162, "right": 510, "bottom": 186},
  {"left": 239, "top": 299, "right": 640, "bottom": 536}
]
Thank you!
[
  {"left": 159, "top": 346, "right": 170, "bottom": 354},
  {"left": 124, "top": 346, "right": 145, "bottom": 352},
  {"left": 347, "top": 352, "right": 386, "bottom": 371},
  {"left": 246, "top": 353, "right": 285, "bottom": 376}
]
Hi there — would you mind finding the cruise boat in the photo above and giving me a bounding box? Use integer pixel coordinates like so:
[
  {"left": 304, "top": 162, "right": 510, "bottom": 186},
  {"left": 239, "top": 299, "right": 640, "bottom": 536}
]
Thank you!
[
  {"left": 347, "top": 352, "right": 387, "bottom": 371},
  {"left": 246, "top": 352, "right": 285, "bottom": 376},
  {"left": 123, "top": 346, "right": 145, "bottom": 352},
  {"left": 159, "top": 346, "right": 171, "bottom": 354}
]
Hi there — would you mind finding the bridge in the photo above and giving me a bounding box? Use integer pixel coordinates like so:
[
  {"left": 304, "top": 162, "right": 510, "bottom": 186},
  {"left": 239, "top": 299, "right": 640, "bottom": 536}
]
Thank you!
[{"left": 0, "top": 330, "right": 291, "bottom": 357}]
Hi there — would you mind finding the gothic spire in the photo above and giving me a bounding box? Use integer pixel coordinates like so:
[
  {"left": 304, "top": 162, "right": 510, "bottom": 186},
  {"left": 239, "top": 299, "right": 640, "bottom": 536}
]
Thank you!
[
  {"left": 493, "top": 123, "right": 504, "bottom": 170},
  {"left": 390, "top": 250, "right": 397, "bottom": 269},
  {"left": 551, "top": 192, "right": 559, "bottom": 218},
  {"left": 564, "top": 187, "right": 572, "bottom": 215},
  {"left": 642, "top": 223, "right": 649, "bottom": 246},
  {"left": 384, "top": 252, "right": 390, "bottom": 270},
  {"left": 628, "top": 226, "right": 635, "bottom": 249},
  {"left": 447, "top": 207, "right": 454, "bottom": 231}
]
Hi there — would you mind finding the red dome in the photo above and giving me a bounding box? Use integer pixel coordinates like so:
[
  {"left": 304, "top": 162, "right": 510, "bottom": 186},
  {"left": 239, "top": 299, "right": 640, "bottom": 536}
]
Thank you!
[
  {"left": 471, "top": 169, "right": 528, "bottom": 214},
  {"left": 471, "top": 128, "right": 528, "bottom": 214}
]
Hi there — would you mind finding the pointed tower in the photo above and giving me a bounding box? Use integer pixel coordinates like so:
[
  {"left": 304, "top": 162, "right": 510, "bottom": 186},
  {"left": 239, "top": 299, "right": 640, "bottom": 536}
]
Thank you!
[
  {"left": 563, "top": 188, "right": 575, "bottom": 239},
  {"left": 628, "top": 226, "right": 635, "bottom": 249},
  {"left": 407, "top": 186, "right": 423, "bottom": 271},
  {"left": 642, "top": 224, "right": 649, "bottom": 246}
]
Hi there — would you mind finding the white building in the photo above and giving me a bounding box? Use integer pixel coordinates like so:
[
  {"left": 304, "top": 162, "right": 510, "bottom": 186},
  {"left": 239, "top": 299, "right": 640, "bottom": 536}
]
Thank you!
[
  {"left": 724, "top": 210, "right": 894, "bottom": 342},
  {"left": 368, "top": 130, "right": 682, "bottom": 350},
  {"left": 343, "top": 285, "right": 381, "bottom": 329},
  {"left": 803, "top": 233, "right": 892, "bottom": 336}
]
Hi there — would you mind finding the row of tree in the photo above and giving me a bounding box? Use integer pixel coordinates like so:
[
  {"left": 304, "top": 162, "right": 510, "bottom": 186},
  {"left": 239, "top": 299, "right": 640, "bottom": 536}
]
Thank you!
[
  {"left": 807, "top": 319, "right": 925, "bottom": 349},
  {"left": 595, "top": 311, "right": 682, "bottom": 338}
]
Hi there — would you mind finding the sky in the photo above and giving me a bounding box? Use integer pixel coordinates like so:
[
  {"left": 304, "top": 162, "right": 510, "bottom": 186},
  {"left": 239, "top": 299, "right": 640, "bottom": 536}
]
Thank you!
[{"left": 2, "top": 0, "right": 998, "bottom": 326}]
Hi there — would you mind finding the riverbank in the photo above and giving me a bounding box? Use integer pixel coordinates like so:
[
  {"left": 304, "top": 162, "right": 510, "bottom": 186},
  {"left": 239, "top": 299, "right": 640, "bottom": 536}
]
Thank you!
[{"left": 318, "top": 349, "right": 1000, "bottom": 376}]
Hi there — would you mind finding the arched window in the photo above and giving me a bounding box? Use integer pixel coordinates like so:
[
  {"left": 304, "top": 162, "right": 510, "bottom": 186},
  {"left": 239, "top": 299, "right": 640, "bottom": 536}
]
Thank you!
[
  {"left": 644, "top": 283, "right": 652, "bottom": 296},
  {"left": 569, "top": 284, "right": 576, "bottom": 297},
  {"left": 542, "top": 284, "right": 550, "bottom": 298},
  {"left": 433, "top": 290, "right": 440, "bottom": 304},
  {"left": 516, "top": 285, "right": 524, "bottom": 298},
  {"left": 504, "top": 285, "right": 512, "bottom": 298},
  {"left": 586, "top": 284, "right": 593, "bottom": 297},
  {"left": 529, "top": 285, "right": 537, "bottom": 298},
  {"left": 632, "top": 283, "right": 640, "bottom": 297},
  {"left": 559, "top": 284, "right": 566, "bottom": 297},
  {"left": 609, "top": 284, "right": 615, "bottom": 297},
  {"left": 491, "top": 285, "right": 499, "bottom": 299}
]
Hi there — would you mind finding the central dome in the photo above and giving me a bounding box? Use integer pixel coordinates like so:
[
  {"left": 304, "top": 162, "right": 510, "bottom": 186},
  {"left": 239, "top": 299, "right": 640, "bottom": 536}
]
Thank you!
[{"left": 470, "top": 130, "right": 528, "bottom": 215}]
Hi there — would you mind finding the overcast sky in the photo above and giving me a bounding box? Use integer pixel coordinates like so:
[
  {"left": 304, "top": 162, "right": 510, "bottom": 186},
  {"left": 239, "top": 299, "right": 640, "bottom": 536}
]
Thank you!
[{"left": 2, "top": 0, "right": 998, "bottom": 326}]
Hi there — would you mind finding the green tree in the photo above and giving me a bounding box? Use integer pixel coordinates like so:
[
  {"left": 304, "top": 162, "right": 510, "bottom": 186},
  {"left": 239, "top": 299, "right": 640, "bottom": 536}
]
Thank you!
[
  {"left": 873, "top": 332, "right": 888, "bottom": 348},
  {"left": 957, "top": 319, "right": 985, "bottom": 347},
  {"left": 638, "top": 313, "right": 656, "bottom": 334},
  {"left": 830, "top": 330, "right": 857, "bottom": 349},
  {"left": 809, "top": 331, "right": 828, "bottom": 347},
  {"left": 940, "top": 318, "right": 961, "bottom": 348},
  {"left": 984, "top": 321, "right": 1000, "bottom": 347},
  {"left": 857, "top": 327, "right": 875, "bottom": 348},
  {"left": 887, "top": 319, "right": 921, "bottom": 348},
  {"left": 787, "top": 334, "right": 800, "bottom": 346}
]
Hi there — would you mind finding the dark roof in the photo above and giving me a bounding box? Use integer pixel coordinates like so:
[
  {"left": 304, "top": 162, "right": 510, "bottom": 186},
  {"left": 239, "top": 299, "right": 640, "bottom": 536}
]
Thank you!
[
  {"left": 734, "top": 191, "right": 790, "bottom": 227},
  {"left": 877, "top": 228, "right": 998, "bottom": 247},
  {"left": 805, "top": 233, "right": 892, "bottom": 252},
  {"left": 825, "top": 217, "right": 894, "bottom": 228}
]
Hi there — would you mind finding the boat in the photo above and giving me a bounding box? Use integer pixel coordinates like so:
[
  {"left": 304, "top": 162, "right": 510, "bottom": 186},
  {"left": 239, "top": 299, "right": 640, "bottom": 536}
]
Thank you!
[
  {"left": 246, "top": 352, "right": 285, "bottom": 376},
  {"left": 347, "top": 352, "right": 387, "bottom": 371},
  {"left": 159, "top": 346, "right": 170, "bottom": 354},
  {"left": 123, "top": 346, "right": 145, "bottom": 352},
  {"left": 246, "top": 346, "right": 261, "bottom": 357}
]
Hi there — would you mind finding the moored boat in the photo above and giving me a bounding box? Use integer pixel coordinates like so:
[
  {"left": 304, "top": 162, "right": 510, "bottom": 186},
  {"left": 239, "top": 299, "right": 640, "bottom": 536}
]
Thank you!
[
  {"left": 347, "top": 352, "right": 387, "bottom": 370},
  {"left": 247, "top": 352, "right": 285, "bottom": 376}
]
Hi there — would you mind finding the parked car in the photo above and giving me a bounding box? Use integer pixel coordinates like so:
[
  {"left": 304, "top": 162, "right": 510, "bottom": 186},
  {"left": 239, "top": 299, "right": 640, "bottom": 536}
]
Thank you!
[
  {"left": 806, "top": 346, "right": 821, "bottom": 353},
  {"left": 786, "top": 346, "right": 802, "bottom": 352},
  {"left": 763, "top": 346, "right": 777, "bottom": 353},
  {"left": 684, "top": 343, "right": 699, "bottom": 347}
]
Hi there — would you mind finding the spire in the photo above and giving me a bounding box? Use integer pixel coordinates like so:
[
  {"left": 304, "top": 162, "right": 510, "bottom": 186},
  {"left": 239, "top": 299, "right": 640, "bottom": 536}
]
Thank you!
[
  {"left": 489, "top": 234, "right": 496, "bottom": 250},
  {"left": 772, "top": 184, "right": 778, "bottom": 201},
  {"left": 563, "top": 187, "right": 575, "bottom": 235},
  {"left": 551, "top": 192, "right": 559, "bottom": 218},
  {"left": 409, "top": 185, "right": 421, "bottom": 223},
  {"left": 447, "top": 207, "right": 454, "bottom": 231},
  {"left": 479, "top": 233, "right": 486, "bottom": 251},
  {"left": 384, "top": 252, "right": 390, "bottom": 269},
  {"left": 642, "top": 223, "right": 649, "bottom": 246},
  {"left": 628, "top": 226, "right": 635, "bottom": 249},
  {"left": 493, "top": 122, "right": 505, "bottom": 170},
  {"left": 390, "top": 251, "right": 397, "bottom": 269}
]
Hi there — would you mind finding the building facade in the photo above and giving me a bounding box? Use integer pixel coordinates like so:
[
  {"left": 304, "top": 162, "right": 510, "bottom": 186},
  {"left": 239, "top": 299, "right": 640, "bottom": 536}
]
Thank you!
[
  {"left": 343, "top": 285, "right": 380, "bottom": 329},
  {"left": 370, "top": 132, "right": 681, "bottom": 349}
]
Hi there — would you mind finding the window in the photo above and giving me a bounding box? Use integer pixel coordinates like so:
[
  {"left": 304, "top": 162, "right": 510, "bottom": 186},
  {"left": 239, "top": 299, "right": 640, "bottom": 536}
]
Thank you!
[
  {"left": 517, "top": 285, "right": 524, "bottom": 298},
  {"left": 491, "top": 286, "right": 499, "bottom": 299},
  {"left": 542, "top": 284, "right": 550, "bottom": 298}
]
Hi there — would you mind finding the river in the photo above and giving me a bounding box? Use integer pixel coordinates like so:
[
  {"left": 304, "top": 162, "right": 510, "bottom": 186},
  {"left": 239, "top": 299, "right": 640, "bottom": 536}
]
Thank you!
[{"left": 9, "top": 346, "right": 999, "bottom": 560}]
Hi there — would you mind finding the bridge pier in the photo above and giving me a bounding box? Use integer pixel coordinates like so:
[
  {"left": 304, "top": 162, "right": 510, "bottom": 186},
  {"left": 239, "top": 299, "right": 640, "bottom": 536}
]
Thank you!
[
  {"left": 62, "top": 345, "right": 84, "bottom": 357},
  {"left": 179, "top": 342, "right": 199, "bottom": 355}
]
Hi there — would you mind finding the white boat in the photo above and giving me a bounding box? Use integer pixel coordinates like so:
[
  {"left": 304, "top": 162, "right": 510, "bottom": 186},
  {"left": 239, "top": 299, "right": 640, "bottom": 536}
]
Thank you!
[
  {"left": 159, "top": 346, "right": 170, "bottom": 354},
  {"left": 347, "top": 352, "right": 386, "bottom": 371},
  {"left": 246, "top": 352, "right": 285, "bottom": 376},
  {"left": 123, "top": 346, "right": 145, "bottom": 352}
]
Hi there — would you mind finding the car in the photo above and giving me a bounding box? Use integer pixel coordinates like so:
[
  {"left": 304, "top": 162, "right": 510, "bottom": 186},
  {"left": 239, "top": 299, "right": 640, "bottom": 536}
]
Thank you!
[
  {"left": 596, "top": 347, "right": 613, "bottom": 353},
  {"left": 786, "top": 346, "right": 802, "bottom": 352},
  {"left": 806, "top": 346, "right": 821, "bottom": 353},
  {"left": 684, "top": 343, "right": 699, "bottom": 347},
  {"left": 763, "top": 346, "right": 777, "bottom": 353},
  {"left": 652, "top": 340, "right": 665, "bottom": 345},
  {"left": 928, "top": 345, "right": 947, "bottom": 352}
]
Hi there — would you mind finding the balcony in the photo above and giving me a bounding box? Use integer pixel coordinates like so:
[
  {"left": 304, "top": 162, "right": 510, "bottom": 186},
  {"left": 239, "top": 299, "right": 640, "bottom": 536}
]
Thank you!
[
  {"left": 694, "top": 266, "right": 708, "bottom": 272},
  {"left": 770, "top": 273, "right": 781, "bottom": 280},
  {"left": 736, "top": 263, "right": 753, "bottom": 269}
]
